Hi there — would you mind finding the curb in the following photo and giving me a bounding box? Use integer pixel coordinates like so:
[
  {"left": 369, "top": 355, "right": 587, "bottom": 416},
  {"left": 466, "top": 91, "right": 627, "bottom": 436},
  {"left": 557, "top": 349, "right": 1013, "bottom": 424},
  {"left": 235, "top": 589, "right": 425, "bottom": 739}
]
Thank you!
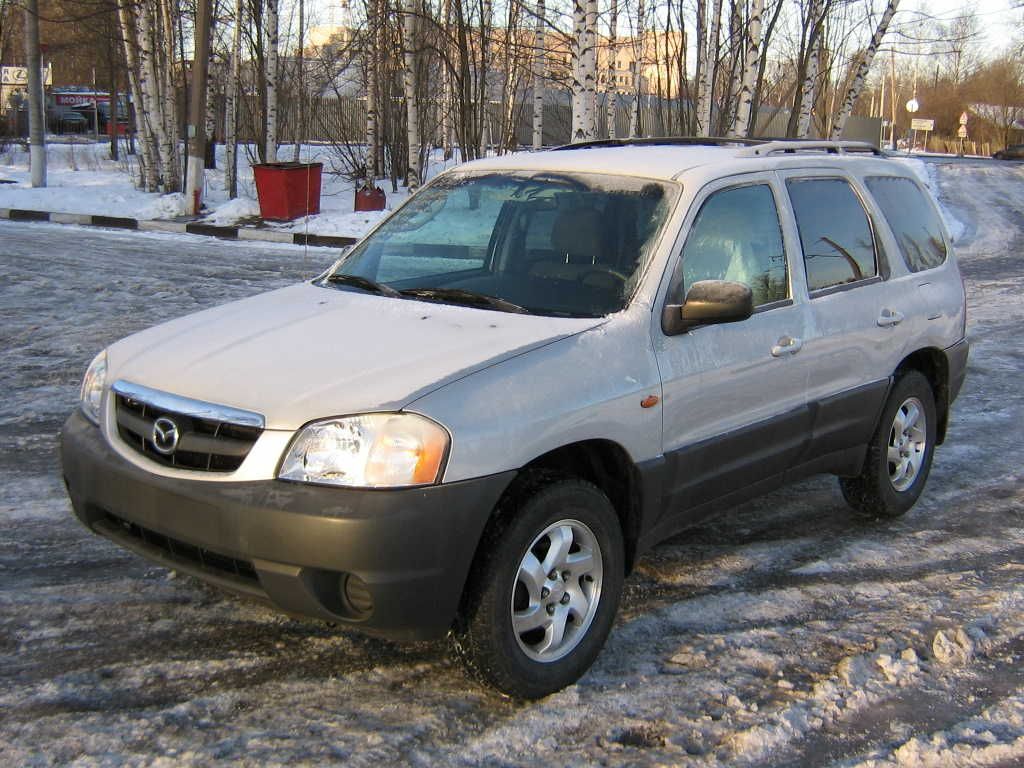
[{"left": 0, "top": 208, "right": 358, "bottom": 249}]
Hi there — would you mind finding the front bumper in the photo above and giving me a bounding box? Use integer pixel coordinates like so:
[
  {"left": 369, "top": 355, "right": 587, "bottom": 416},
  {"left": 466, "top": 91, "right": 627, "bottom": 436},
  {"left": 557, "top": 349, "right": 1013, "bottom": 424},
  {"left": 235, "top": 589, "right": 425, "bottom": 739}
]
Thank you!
[{"left": 60, "top": 411, "right": 515, "bottom": 640}]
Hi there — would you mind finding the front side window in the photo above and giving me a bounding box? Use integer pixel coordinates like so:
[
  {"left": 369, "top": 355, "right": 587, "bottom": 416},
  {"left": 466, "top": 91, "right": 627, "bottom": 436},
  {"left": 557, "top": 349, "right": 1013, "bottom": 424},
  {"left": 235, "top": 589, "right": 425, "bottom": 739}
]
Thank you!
[
  {"left": 865, "top": 176, "right": 947, "bottom": 272},
  {"left": 327, "top": 171, "right": 677, "bottom": 318},
  {"left": 680, "top": 183, "right": 789, "bottom": 307},
  {"left": 787, "top": 178, "right": 877, "bottom": 292}
]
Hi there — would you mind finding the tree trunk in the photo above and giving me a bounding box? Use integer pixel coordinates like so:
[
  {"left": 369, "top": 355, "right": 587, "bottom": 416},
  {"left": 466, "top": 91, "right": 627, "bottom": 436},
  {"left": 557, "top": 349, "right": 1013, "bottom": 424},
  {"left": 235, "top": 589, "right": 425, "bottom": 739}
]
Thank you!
[
  {"left": 478, "top": 0, "right": 492, "bottom": 156},
  {"left": 796, "top": 22, "right": 820, "bottom": 138},
  {"left": 694, "top": 0, "right": 707, "bottom": 135},
  {"left": 292, "top": 0, "right": 305, "bottom": 162},
  {"left": 697, "top": 0, "right": 721, "bottom": 136},
  {"left": 531, "top": 0, "right": 545, "bottom": 149},
  {"left": 24, "top": 0, "right": 45, "bottom": 187},
  {"left": 570, "top": 0, "right": 587, "bottom": 142},
  {"left": 204, "top": 8, "right": 218, "bottom": 170},
  {"left": 158, "top": 0, "right": 181, "bottom": 192},
  {"left": 265, "top": 0, "right": 279, "bottom": 163},
  {"left": 225, "top": 0, "right": 242, "bottom": 197},
  {"left": 606, "top": 0, "right": 617, "bottom": 138},
  {"left": 364, "top": 0, "right": 379, "bottom": 178},
  {"left": 727, "top": 0, "right": 763, "bottom": 137},
  {"left": 629, "top": 0, "right": 646, "bottom": 137},
  {"left": 116, "top": 0, "right": 156, "bottom": 190},
  {"left": 402, "top": 0, "right": 421, "bottom": 189},
  {"left": 584, "top": 0, "right": 597, "bottom": 138},
  {"left": 830, "top": 0, "right": 900, "bottom": 138}
]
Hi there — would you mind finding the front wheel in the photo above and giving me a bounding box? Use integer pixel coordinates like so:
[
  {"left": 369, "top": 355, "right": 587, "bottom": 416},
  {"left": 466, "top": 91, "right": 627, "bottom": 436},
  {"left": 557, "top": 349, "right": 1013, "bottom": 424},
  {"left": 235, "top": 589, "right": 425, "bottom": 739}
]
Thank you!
[
  {"left": 453, "top": 475, "right": 624, "bottom": 699},
  {"left": 840, "top": 370, "right": 937, "bottom": 518}
]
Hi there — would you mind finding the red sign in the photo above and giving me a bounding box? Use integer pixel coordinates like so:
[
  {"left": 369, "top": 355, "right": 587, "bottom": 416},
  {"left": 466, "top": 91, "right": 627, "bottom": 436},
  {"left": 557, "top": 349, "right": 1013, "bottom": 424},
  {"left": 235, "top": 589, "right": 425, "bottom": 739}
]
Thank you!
[{"left": 54, "top": 93, "right": 110, "bottom": 106}]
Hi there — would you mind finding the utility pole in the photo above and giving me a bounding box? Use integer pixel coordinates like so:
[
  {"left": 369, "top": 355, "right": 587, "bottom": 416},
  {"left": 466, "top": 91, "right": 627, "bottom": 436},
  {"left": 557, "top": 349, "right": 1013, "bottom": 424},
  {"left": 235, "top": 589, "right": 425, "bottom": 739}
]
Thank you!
[
  {"left": 24, "top": 0, "right": 46, "bottom": 188},
  {"left": 185, "top": 0, "right": 213, "bottom": 214}
]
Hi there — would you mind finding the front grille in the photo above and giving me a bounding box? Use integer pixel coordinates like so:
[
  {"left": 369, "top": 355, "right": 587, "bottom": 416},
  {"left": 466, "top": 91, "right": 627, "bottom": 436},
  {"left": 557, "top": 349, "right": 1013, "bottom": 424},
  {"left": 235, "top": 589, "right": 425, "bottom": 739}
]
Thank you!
[
  {"left": 103, "top": 513, "right": 259, "bottom": 583},
  {"left": 113, "top": 383, "right": 263, "bottom": 473}
]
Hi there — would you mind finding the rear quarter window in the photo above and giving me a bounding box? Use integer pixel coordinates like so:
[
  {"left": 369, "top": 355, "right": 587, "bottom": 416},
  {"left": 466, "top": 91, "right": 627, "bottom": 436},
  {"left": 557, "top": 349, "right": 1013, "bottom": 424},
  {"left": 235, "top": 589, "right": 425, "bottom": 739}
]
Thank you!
[{"left": 864, "top": 176, "right": 947, "bottom": 272}]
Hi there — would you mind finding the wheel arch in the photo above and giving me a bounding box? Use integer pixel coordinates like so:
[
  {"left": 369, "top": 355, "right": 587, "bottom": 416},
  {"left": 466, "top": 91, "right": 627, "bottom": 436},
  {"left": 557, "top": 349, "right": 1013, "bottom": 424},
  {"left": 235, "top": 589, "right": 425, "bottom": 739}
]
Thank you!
[
  {"left": 517, "top": 439, "right": 644, "bottom": 573},
  {"left": 895, "top": 347, "right": 951, "bottom": 444}
]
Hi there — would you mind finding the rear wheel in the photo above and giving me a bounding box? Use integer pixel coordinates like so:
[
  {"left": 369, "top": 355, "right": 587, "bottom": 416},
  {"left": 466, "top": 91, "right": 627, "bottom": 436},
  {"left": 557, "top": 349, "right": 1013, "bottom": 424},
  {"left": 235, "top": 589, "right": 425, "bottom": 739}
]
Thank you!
[
  {"left": 453, "top": 475, "right": 624, "bottom": 699},
  {"left": 840, "top": 370, "right": 937, "bottom": 518}
]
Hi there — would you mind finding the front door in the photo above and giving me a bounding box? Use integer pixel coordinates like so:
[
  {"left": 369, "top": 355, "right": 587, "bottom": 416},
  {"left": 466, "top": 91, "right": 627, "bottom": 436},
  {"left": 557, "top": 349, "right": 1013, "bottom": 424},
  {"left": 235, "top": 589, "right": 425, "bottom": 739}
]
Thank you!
[{"left": 651, "top": 174, "right": 813, "bottom": 532}]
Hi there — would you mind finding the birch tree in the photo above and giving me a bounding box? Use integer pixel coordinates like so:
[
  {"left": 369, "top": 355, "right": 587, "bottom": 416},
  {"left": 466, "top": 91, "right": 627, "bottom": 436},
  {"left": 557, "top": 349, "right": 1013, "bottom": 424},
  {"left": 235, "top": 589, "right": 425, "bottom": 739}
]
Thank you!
[
  {"left": 693, "top": 0, "right": 708, "bottom": 135},
  {"left": 696, "top": 0, "right": 721, "bottom": 136},
  {"left": 830, "top": 0, "right": 900, "bottom": 138},
  {"left": 606, "top": 0, "right": 618, "bottom": 139},
  {"left": 364, "top": 0, "right": 380, "bottom": 178},
  {"left": 727, "top": 0, "right": 764, "bottom": 137},
  {"left": 584, "top": 0, "right": 598, "bottom": 137},
  {"left": 796, "top": 17, "right": 821, "bottom": 137},
  {"left": 225, "top": 0, "right": 243, "bottom": 196},
  {"left": 116, "top": 0, "right": 157, "bottom": 190},
  {"left": 401, "top": 0, "right": 421, "bottom": 189},
  {"left": 628, "top": 0, "right": 646, "bottom": 137},
  {"left": 570, "top": 0, "right": 589, "bottom": 142},
  {"left": 265, "top": 0, "right": 279, "bottom": 163},
  {"left": 531, "top": 0, "right": 545, "bottom": 149}
]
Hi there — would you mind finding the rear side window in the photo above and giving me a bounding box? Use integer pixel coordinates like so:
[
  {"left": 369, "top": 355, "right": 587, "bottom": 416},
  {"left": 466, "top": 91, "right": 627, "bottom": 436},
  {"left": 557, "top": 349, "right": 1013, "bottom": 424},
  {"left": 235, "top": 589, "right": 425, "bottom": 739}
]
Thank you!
[
  {"left": 680, "top": 184, "right": 789, "bottom": 307},
  {"left": 865, "top": 176, "right": 947, "bottom": 272},
  {"left": 786, "top": 178, "right": 877, "bottom": 291}
]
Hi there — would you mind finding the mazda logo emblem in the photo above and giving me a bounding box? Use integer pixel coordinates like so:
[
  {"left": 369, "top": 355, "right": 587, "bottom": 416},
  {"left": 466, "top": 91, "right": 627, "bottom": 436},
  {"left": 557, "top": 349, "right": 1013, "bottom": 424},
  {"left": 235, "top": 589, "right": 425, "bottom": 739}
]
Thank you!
[{"left": 151, "top": 417, "right": 180, "bottom": 455}]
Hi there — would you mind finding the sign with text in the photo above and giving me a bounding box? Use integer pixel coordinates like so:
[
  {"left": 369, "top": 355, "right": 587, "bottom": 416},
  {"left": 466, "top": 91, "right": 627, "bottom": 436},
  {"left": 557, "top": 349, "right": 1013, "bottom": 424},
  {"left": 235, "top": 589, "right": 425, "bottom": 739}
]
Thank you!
[
  {"left": 54, "top": 92, "right": 111, "bottom": 106},
  {"left": 1, "top": 65, "right": 52, "bottom": 87},
  {"left": 911, "top": 118, "right": 935, "bottom": 131}
]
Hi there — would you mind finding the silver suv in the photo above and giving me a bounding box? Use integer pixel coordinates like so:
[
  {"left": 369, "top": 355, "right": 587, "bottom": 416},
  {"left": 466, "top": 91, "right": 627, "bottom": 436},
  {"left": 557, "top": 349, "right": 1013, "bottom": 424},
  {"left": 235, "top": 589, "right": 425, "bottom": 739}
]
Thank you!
[{"left": 61, "top": 139, "right": 969, "bottom": 698}]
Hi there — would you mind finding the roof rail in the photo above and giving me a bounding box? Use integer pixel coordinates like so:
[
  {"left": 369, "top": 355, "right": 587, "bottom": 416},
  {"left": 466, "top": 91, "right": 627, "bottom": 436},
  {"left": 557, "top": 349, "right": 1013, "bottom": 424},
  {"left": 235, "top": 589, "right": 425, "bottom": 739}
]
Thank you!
[
  {"left": 737, "top": 140, "right": 885, "bottom": 157},
  {"left": 550, "top": 137, "right": 765, "bottom": 151}
]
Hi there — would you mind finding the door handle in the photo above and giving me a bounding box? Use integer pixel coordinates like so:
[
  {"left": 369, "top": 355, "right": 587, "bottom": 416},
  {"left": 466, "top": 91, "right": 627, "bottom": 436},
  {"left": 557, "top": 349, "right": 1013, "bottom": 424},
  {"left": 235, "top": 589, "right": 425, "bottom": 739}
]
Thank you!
[
  {"left": 877, "top": 308, "right": 905, "bottom": 327},
  {"left": 771, "top": 335, "right": 803, "bottom": 357}
]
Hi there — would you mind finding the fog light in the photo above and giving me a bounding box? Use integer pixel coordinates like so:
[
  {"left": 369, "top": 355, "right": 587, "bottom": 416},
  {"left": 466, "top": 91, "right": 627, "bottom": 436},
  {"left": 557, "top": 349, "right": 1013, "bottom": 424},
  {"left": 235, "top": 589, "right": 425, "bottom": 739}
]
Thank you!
[{"left": 342, "top": 573, "right": 373, "bottom": 617}]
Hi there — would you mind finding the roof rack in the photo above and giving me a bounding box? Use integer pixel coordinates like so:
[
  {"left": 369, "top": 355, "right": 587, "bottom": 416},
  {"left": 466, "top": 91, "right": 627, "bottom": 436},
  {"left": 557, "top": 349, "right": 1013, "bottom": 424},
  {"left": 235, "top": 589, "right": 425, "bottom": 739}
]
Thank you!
[
  {"left": 736, "top": 140, "right": 886, "bottom": 157},
  {"left": 549, "top": 137, "right": 765, "bottom": 151}
]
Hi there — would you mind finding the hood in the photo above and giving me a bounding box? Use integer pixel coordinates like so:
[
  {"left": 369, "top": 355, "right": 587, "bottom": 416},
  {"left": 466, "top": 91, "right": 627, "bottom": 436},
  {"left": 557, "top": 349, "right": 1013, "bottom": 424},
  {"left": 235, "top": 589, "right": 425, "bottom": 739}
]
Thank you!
[{"left": 108, "top": 282, "right": 601, "bottom": 429}]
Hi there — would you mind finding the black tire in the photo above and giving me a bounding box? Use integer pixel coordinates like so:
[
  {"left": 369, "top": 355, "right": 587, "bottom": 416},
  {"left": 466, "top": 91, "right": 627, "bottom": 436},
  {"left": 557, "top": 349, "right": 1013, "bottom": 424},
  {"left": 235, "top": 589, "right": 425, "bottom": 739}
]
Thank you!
[
  {"left": 452, "top": 473, "right": 624, "bottom": 699},
  {"left": 840, "top": 370, "right": 937, "bottom": 518}
]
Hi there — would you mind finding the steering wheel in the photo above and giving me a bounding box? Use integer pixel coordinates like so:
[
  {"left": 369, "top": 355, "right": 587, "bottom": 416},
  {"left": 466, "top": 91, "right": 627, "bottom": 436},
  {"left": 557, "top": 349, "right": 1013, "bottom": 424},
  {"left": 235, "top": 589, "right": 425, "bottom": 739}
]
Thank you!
[{"left": 578, "top": 266, "right": 628, "bottom": 292}]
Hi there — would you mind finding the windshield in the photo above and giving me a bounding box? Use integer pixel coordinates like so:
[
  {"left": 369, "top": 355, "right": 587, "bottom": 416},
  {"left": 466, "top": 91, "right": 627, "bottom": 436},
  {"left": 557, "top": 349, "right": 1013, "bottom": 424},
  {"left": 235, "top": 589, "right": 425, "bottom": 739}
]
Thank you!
[{"left": 322, "top": 171, "right": 678, "bottom": 317}]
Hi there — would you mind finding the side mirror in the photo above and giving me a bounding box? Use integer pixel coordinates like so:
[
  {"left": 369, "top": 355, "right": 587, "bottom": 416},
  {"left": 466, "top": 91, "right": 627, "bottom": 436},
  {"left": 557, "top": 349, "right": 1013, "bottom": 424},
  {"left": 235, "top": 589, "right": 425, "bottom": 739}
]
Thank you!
[{"left": 661, "top": 280, "right": 754, "bottom": 335}]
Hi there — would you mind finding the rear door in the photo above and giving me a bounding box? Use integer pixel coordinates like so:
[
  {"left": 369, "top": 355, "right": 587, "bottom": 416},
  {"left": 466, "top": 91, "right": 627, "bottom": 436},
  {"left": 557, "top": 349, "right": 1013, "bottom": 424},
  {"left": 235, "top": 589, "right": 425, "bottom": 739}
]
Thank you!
[
  {"left": 776, "top": 170, "right": 906, "bottom": 462},
  {"left": 651, "top": 174, "right": 814, "bottom": 531}
]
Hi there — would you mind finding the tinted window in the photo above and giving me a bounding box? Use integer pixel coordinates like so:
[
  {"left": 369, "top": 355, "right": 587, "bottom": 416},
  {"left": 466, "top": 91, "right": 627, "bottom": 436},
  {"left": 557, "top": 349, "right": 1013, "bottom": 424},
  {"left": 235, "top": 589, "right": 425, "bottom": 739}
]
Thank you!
[
  {"left": 680, "top": 184, "right": 788, "bottom": 307},
  {"left": 865, "top": 176, "right": 947, "bottom": 272},
  {"left": 786, "top": 178, "right": 877, "bottom": 291}
]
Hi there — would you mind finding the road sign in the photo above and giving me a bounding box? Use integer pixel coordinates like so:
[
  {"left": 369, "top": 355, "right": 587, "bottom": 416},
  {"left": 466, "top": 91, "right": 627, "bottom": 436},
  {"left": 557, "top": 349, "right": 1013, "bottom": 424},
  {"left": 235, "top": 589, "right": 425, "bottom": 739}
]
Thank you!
[
  {"left": 911, "top": 118, "right": 935, "bottom": 131},
  {"left": 957, "top": 126, "right": 968, "bottom": 139},
  {"left": 906, "top": 98, "right": 920, "bottom": 114},
  {"left": 1, "top": 65, "right": 52, "bottom": 87},
  {"left": 959, "top": 111, "right": 969, "bottom": 125}
]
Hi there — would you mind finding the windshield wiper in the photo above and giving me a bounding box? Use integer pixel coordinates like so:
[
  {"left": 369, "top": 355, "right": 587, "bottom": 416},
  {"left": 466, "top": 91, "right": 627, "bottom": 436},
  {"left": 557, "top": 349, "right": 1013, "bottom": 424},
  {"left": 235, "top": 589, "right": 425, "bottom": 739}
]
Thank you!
[
  {"left": 399, "top": 288, "right": 529, "bottom": 314},
  {"left": 323, "top": 273, "right": 403, "bottom": 298}
]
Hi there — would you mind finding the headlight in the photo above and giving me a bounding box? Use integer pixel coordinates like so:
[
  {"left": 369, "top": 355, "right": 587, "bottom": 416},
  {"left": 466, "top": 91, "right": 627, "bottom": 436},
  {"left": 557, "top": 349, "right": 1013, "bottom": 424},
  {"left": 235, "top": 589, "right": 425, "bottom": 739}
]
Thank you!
[
  {"left": 278, "top": 413, "right": 449, "bottom": 488},
  {"left": 79, "top": 350, "right": 108, "bottom": 425}
]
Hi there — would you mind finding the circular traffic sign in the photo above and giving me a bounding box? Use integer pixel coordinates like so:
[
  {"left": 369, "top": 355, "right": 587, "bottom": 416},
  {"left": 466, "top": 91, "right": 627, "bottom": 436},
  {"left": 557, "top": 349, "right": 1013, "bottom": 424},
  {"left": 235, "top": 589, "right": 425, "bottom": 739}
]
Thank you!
[{"left": 906, "top": 98, "right": 920, "bottom": 114}]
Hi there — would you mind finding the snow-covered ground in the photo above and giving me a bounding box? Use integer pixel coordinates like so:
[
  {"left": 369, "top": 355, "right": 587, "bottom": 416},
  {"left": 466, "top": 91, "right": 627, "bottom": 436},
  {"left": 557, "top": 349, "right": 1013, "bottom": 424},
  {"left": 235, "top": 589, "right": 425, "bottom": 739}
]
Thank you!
[
  {"left": 1, "top": 157, "right": 1023, "bottom": 766},
  {"left": 0, "top": 140, "right": 463, "bottom": 239}
]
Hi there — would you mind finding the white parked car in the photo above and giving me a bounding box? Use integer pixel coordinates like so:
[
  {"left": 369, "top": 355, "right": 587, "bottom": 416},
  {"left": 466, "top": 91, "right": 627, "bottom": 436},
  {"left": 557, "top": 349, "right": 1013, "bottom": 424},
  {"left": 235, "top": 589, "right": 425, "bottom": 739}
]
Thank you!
[{"left": 62, "top": 139, "right": 969, "bottom": 698}]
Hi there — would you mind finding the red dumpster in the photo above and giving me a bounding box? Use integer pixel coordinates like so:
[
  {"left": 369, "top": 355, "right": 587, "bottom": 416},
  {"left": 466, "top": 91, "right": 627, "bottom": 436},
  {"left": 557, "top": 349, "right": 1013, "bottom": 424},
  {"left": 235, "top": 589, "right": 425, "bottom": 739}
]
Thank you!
[
  {"left": 252, "top": 162, "right": 323, "bottom": 221},
  {"left": 355, "top": 184, "right": 386, "bottom": 211}
]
